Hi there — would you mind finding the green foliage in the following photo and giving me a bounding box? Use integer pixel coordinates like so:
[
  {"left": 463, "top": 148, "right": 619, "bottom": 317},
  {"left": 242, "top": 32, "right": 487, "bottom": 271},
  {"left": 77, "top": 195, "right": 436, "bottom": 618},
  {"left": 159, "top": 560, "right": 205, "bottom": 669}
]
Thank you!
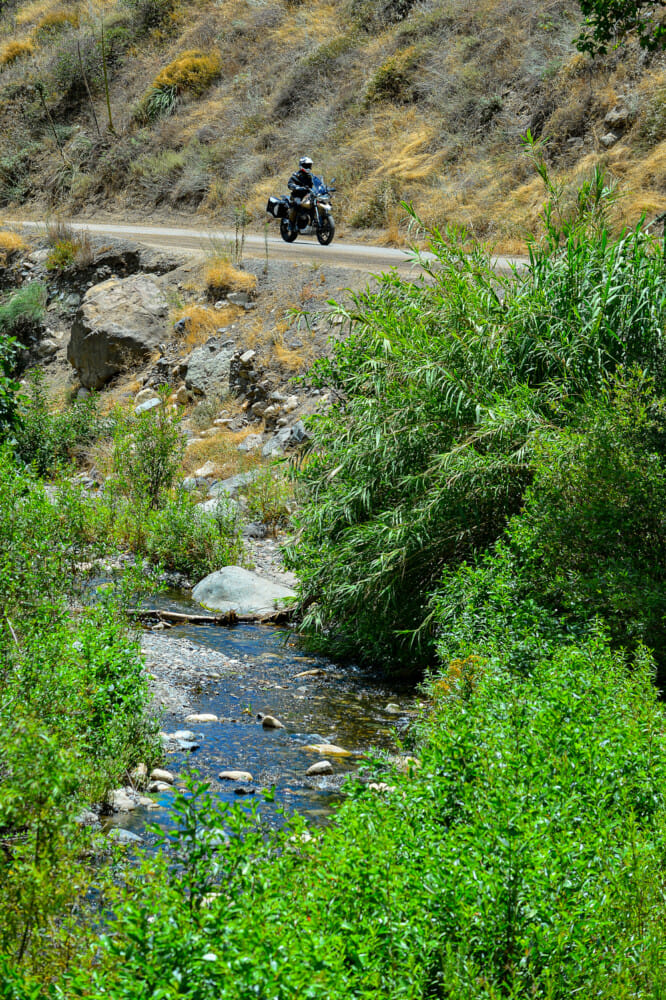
[
  {"left": 0, "top": 283, "right": 46, "bottom": 341},
  {"left": 508, "top": 367, "right": 666, "bottom": 665},
  {"left": 110, "top": 394, "right": 185, "bottom": 509},
  {"left": 13, "top": 369, "right": 104, "bottom": 476},
  {"left": 45, "top": 239, "right": 77, "bottom": 270},
  {"left": 44, "top": 633, "right": 666, "bottom": 1000},
  {"left": 242, "top": 466, "right": 294, "bottom": 534},
  {"left": 575, "top": 0, "right": 666, "bottom": 54},
  {"left": 0, "top": 333, "right": 19, "bottom": 437},
  {"left": 285, "top": 188, "right": 666, "bottom": 668},
  {"left": 140, "top": 490, "right": 242, "bottom": 577},
  {"left": 0, "top": 449, "right": 158, "bottom": 977}
]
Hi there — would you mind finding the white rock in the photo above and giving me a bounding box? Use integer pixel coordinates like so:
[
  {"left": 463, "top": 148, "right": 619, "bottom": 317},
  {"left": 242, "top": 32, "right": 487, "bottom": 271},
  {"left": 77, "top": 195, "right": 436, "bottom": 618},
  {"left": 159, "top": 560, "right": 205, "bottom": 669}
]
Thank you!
[
  {"left": 150, "top": 768, "right": 175, "bottom": 784},
  {"left": 109, "top": 789, "right": 137, "bottom": 812},
  {"left": 261, "top": 715, "right": 285, "bottom": 730},
  {"left": 194, "top": 461, "right": 217, "bottom": 477},
  {"left": 135, "top": 387, "right": 158, "bottom": 405},
  {"left": 219, "top": 770, "right": 253, "bottom": 782},
  {"left": 306, "top": 760, "right": 334, "bottom": 776},
  {"left": 185, "top": 713, "right": 219, "bottom": 723},
  {"left": 148, "top": 780, "right": 174, "bottom": 793}
]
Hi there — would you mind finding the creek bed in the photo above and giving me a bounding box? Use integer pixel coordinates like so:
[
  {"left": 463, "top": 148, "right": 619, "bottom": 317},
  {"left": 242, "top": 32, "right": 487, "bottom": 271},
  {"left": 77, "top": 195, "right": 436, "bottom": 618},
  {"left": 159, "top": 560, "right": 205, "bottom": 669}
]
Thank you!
[{"left": 103, "top": 591, "right": 419, "bottom": 843}]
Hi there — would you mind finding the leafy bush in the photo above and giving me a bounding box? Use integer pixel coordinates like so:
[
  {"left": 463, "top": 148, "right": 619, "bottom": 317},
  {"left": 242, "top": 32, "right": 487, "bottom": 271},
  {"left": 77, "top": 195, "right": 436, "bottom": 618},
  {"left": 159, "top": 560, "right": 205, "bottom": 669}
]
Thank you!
[
  {"left": 285, "top": 197, "right": 666, "bottom": 668},
  {"left": 152, "top": 49, "right": 221, "bottom": 96},
  {"left": 242, "top": 466, "right": 294, "bottom": 534},
  {"left": 110, "top": 395, "right": 185, "bottom": 509},
  {"left": 45, "top": 238, "right": 77, "bottom": 270},
  {"left": 507, "top": 367, "right": 666, "bottom": 666},
  {"left": 13, "top": 369, "right": 104, "bottom": 476},
  {"left": 139, "top": 489, "right": 242, "bottom": 578},
  {"left": 365, "top": 45, "right": 421, "bottom": 103}
]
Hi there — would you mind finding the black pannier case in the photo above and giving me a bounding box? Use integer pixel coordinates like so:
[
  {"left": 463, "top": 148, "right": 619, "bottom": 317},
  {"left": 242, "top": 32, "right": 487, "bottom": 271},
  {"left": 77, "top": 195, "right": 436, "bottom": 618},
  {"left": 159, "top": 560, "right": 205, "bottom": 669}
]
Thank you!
[{"left": 266, "top": 196, "right": 288, "bottom": 219}]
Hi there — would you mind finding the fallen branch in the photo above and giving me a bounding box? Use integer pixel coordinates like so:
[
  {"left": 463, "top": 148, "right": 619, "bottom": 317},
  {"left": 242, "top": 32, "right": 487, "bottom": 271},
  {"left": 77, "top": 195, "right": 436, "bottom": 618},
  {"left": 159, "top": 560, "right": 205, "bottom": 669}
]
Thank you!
[{"left": 127, "top": 607, "right": 295, "bottom": 627}]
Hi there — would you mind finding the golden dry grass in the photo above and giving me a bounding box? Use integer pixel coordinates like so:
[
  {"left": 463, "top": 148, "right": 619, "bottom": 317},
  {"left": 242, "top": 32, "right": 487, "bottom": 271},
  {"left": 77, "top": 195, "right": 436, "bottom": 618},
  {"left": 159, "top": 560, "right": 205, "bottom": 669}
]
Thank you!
[
  {"left": 0, "top": 37, "right": 35, "bottom": 65},
  {"left": 35, "top": 7, "right": 80, "bottom": 32},
  {"left": 0, "top": 231, "right": 27, "bottom": 254},
  {"left": 204, "top": 258, "right": 257, "bottom": 299},
  {"left": 14, "top": 0, "right": 59, "bottom": 26},
  {"left": 172, "top": 303, "right": 236, "bottom": 347},
  {"left": 181, "top": 426, "right": 264, "bottom": 478},
  {"left": 152, "top": 49, "right": 221, "bottom": 96}
]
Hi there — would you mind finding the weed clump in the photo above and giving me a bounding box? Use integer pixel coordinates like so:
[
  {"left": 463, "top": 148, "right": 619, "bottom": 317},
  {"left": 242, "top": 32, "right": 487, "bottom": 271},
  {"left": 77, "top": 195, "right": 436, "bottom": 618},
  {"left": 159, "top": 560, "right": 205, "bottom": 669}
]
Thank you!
[
  {"left": 0, "top": 37, "right": 35, "bottom": 66},
  {"left": 204, "top": 257, "right": 257, "bottom": 300}
]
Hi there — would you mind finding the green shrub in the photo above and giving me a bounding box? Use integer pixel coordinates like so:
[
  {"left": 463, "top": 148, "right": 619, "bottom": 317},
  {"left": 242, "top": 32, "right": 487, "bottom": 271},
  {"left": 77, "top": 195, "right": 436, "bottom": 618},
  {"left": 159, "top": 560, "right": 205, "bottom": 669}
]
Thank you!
[
  {"left": 242, "top": 466, "right": 294, "bottom": 534},
  {"left": 141, "top": 489, "right": 242, "bottom": 577},
  {"left": 42, "top": 632, "right": 666, "bottom": 1000},
  {"left": 0, "top": 283, "right": 46, "bottom": 340},
  {"left": 13, "top": 369, "right": 104, "bottom": 476},
  {"left": 45, "top": 239, "right": 78, "bottom": 270},
  {"left": 110, "top": 395, "right": 185, "bottom": 509},
  {"left": 285, "top": 191, "right": 666, "bottom": 668}
]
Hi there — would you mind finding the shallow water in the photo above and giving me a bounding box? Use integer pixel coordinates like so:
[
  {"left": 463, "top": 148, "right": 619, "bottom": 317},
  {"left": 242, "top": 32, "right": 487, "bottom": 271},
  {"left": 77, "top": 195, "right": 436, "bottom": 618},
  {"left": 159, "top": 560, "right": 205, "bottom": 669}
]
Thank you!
[{"left": 104, "top": 591, "right": 419, "bottom": 841}]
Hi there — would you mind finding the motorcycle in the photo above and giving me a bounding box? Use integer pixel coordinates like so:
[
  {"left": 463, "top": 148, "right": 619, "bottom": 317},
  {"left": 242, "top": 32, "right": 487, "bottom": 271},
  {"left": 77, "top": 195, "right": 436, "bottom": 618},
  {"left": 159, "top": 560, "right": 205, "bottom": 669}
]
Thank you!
[{"left": 266, "top": 175, "right": 336, "bottom": 245}]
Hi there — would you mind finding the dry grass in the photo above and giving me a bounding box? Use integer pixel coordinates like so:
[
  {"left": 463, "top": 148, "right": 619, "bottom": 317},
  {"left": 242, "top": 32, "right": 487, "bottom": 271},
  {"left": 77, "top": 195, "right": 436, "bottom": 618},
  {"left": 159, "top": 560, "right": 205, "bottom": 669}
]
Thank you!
[
  {"left": 14, "top": 0, "right": 60, "bottom": 26},
  {"left": 172, "top": 303, "right": 236, "bottom": 347},
  {"left": 152, "top": 49, "right": 221, "bottom": 96},
  {"left": 182, "top": 426, "right": 264, "bottom": 477},
  {"left": 35, "top": 7, "right": 80, "bottom": 33},
  {"left": 0, "top": 37, "right": 35, "bottom": 65},
  {"left": 204, "top": 257, "right": 257, "bottom": 299},
  {"left": 0, "top": 230, "right": 27, "bottom": 256}
]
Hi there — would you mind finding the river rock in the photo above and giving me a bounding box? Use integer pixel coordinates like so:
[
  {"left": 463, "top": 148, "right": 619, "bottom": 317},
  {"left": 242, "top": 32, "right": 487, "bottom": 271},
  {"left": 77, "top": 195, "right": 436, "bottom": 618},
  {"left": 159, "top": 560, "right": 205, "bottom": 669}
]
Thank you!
[
  {"left": 261, "top": 715, "right": 285, "bottom": 730},
  {"left": 192, "top": 566, "right": 296, "bottom": 616},
  {"left": 304, "top": 743, "right": 352, "bottom": 757},
  {"left": 209, "top": 471, "right": 257, "bottom": 497},
  {"left": 109, "top": 789, "right": 137, "bottom": 812},
  {"left": 150, "top": 768, "right": 175, "bottom": 784},
  {"left": 219, "top": 770, "right": 253, "bottom": 782},
  {"left": 306, "top": 760, "right": 334, "bottom": 776},
  {"left": 68, "top": 274, "right": 169, "bottom": 388},
  {"left": 108, "top": 828, "right": 143, "bottom": 844},
  {"left": 148, "top": 780, "right": 175, "bottom": 793},
  {"left": 385, "top": 703, "right": 402, "bottom": 714},
  {"left": 185, "top": 713, "right": 219, "bottom": 723}
]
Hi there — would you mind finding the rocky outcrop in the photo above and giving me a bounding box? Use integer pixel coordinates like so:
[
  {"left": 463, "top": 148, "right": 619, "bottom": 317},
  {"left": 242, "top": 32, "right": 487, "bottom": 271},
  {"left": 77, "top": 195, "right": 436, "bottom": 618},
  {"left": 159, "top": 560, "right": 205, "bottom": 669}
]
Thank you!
[
  {"left": 68, "top": 274, "right": 169, "bottom": 388},
  {"left": 184, "top": 336, "right": 236, "bottom": 396},
  {"left": 192, "top": 565, "right": 296, "bottom": 616}
]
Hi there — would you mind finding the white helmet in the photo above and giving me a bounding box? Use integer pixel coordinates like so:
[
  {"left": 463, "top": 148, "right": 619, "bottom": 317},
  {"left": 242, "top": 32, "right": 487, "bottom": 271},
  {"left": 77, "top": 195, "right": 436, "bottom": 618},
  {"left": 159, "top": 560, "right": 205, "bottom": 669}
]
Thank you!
[{"left": 299, "top": 156, "right": 313, "bottom": 170}]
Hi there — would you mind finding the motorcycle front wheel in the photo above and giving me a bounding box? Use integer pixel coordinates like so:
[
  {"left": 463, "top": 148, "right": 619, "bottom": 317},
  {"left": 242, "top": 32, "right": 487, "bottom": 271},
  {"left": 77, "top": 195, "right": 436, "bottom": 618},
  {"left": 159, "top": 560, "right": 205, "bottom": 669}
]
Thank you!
[
  {"left": 280, "top": 218, "right": 298, "bottom": 243},
  {"left": 316, "top": 215, "right": 335, "bottom": 246}
]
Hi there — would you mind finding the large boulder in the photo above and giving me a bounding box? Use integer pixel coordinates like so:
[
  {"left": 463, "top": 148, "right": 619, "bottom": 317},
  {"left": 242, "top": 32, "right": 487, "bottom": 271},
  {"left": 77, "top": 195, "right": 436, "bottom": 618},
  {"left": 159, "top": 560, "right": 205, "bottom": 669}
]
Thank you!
[
  {"left": 192, "top": 566, "right": 296, "bottom": 616},
  {"left": 67, "top": 274, "right": 169, "bottom": 388}
]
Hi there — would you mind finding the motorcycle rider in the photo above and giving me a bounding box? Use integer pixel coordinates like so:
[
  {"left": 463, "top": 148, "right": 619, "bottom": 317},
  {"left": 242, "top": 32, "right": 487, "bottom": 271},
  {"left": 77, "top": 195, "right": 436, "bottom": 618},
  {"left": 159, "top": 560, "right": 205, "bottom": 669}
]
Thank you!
[{"left": 287, "top": 156, "right": 315, "bottom": 228}]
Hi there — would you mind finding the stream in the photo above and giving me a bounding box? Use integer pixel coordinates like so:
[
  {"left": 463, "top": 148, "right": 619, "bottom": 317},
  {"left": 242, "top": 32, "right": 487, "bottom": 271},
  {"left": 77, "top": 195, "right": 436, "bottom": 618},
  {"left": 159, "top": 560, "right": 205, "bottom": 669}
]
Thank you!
[{"left": 102, "top": 589, "right": 420, "bottom": 844}]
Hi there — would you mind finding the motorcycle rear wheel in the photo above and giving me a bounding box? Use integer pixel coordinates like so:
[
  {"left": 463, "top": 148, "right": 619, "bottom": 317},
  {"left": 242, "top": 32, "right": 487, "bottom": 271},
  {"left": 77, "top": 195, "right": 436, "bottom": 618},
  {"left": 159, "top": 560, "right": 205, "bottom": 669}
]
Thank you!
[
  {"left": 280, "top": 218, "right": 298, "bottom": 243},
  {"left": 316, "top": 216, "right": 335, "bottom": 246}
]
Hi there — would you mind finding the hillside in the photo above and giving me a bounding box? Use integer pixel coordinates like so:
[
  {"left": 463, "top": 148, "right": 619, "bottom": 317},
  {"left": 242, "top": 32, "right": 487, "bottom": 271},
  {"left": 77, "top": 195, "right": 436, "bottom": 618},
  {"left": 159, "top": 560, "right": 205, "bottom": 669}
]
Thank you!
[{"left": 1, "top": 0, "right": 666, "bottom": 248}]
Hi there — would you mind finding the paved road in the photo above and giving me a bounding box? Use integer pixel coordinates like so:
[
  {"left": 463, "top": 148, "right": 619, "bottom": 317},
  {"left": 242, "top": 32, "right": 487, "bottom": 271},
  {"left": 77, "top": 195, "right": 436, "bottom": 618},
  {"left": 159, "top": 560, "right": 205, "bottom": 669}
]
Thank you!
[{"left": 11, "top": 219, "right": 523, "bottom": 276}]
